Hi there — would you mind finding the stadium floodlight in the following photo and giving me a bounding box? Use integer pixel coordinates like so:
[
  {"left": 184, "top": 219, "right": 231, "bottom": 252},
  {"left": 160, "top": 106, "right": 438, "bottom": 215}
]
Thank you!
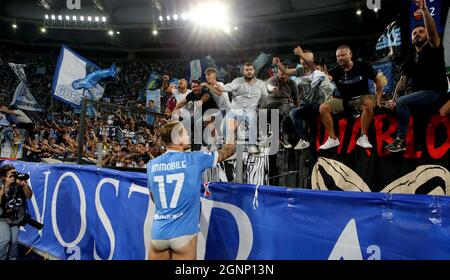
[
  {"left": 152, "top": 29, "right": 158, "bottom": 36},
  {"left": 116, "top": 31, "right": 120, "bottom": 34},
  {"left": 12, "top": 24, "right": 17, "bottom": 29},
  {"left": 41, "top": 27, "right": 46, "bottom": 33},
  {"left": 45, "top": 14, "right": 49, "bottom": 20},
  {"left": 173, "top": 14, "right": 178, "bottom": 20},
  {"left": 356, "top": 9, "right": 362, "bottom": 16},
  {"left": 80, "top": 16, "right": 85, "bottom": 21},
  {"left": 101, "top": 16, "right": 107, "bottom": 22},
  {"left": 181, "top": 14, "right": 187, "bottom": 20},
  {"left": 234, "top": 26, "right": 238, "bottom": 30},
  {"left": 65, "top": 15, "right": 70, "bottom": 21},
  {"left": 72, "top": 15, "right": 77, "bottom": 21},
  {"left": 51, "top": 14, "right": 55, "bottom": 20},
  {"left": 108, "top": 30, "right": 114, "bottom": 36},
  {"left": 58, "top": 15, "right": 62, "bottom": 20},
  {"left": 95, "top": 16, "right": 100, "bottom": 22},
  {"left": 159, "top": 15, "right": 163, "bottom": 21},
  {"left": 166, "top": 15, "right": 171, "bottom": 21},
  {"left": 87, "top": 16, "right": 92, "bottom": 22},
  {"left": 190, "top": 2, "right": 229, "bottom": 28}
]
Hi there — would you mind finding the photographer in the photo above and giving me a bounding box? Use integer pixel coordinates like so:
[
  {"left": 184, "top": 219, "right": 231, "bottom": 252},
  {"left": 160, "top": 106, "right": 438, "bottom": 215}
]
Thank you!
[{"left": 0, "top": 165, "right": 33, "bottom": 260}]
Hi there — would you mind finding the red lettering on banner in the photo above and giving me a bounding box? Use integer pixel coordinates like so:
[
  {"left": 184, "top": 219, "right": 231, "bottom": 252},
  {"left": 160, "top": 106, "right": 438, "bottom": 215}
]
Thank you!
[
  {"left": 315, "top": 114, "right": 449, "bottom": 159},
  {"left": 338, "top": 118, "right": 347, "bottom": 154},
  {"left": 426, "top": 116, "right": 450, "bottom": 159},
  {"left": 375, "top": 114, "right": 396, "bottom": 157},
  {"left": 404, "top": 117, "right": 422, "bottom": 159},
  {"left": 346, "top": 118, "right": 359, "bottom": 154}
]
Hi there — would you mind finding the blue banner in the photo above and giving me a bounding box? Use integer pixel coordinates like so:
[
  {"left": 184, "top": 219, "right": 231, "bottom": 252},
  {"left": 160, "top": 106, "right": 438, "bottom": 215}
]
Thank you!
[
  {"left": 2, "top": 161, "right": 450, "bottom": 260},
  {"left": 369, "top": 61, "right": 394, "bottom": 94},
  {"left": 146, "top": 89, "right": 161, "bottom": 114},
  {"left": 410, "top": 0, "right": 444, "bottom": 36},
  {"left": 145, "top": 71, "right": 161, "bottom": 91}
]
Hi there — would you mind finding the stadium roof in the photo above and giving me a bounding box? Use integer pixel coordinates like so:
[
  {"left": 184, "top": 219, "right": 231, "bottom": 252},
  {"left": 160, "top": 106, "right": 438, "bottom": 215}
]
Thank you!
[{"left": 0, "top": 0, "right": 404, "bottom": 57}]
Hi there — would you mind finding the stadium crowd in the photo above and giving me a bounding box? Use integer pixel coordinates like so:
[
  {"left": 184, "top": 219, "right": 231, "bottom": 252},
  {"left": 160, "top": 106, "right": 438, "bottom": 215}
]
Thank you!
[{"left": 0, "top": 25, "right": 449, "bottom": 169}]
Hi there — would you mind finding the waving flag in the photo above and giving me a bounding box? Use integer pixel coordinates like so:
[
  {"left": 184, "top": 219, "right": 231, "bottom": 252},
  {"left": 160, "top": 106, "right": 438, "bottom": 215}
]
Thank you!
[
  {"left": 145, "top": 71, "right": 161, "bottom": 90},
  {"left": 190, "top": 59, "right": 202, "bottom": 82},
  {"left": 8, "top": 63, "right": 27, "bottom": 82},
  {"left": 52, "top": 45, "right": 115, "bottom": 107},
  {"left": 8, "top": 63, "right": 43, "bottom": 112},
  {"left": 10, "top": 82, "right": 43, "bottom": 112},
  {"left": 375, "top": 21, "right": 401, "bottom": 51},
  {"left": 252, "top": 52, "right": 271, "bottom": 74},
  {"left": 72, "top": 63, "right": 116, "bottom": 91},
  {"left": 204, "top": 55, "right": 227, "bottom": 81}
]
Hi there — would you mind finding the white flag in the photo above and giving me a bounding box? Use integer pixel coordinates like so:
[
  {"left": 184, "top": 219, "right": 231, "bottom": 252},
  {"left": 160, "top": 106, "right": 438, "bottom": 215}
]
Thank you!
[
  {"left": 10, "top": 81, "right": 43, "bottom": 112},
  {"left": 52, "top": 45, "right": 106, "bottom": 106},
  {"left": 375, "top": 21, "right": 401, "bottom": 51},
  {"left": 8, "top": 62, "right": 27, "bottom": 82}
]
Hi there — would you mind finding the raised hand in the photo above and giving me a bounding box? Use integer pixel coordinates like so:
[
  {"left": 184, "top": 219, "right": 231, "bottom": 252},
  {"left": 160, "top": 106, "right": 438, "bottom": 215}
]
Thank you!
[
  {"left": 294, "top": 45, "right": 303, "bottom": 56},
  {"left": 415, "top": 0, "right": 428, "bottom": 13}
]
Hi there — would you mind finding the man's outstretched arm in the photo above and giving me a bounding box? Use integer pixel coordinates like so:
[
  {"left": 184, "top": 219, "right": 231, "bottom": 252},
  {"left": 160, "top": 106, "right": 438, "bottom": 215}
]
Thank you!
[{"left": 217, "top": 144, "right": 236, "bottom": 162}]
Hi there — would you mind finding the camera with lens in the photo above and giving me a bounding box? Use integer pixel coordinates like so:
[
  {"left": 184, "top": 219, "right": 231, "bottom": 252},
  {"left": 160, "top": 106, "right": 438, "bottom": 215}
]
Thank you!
[
  {"left": 22, "top": 214, "right": 44, "bottom": 230},
  {"left": 8, "top": 173, "right": 44, "bottom": 230},
  {"left": 12, "top": 172, "right": 29, "bottom": 181}
]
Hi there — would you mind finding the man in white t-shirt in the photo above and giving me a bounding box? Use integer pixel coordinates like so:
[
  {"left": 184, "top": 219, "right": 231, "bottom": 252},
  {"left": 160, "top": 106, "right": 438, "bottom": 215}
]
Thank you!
[
  {"left": 171, "top": 79, "right": 193, "bottom": 119},
  {"left": 200, "top": 68, "right": 231, "bottom": 148},
  {"left": 172, "top": 79, "right": 192, "bottom": 104},
  {"left": 206, "top": 63, "right": 268, "bottom": 154},
  {"left": 201, "top": 68, "right": 230, "bottom": 112}
]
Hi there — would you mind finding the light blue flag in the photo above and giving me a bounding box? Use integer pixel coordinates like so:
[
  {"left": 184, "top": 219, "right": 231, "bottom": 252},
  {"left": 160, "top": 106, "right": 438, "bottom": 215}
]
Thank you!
[
  {"left": 190, "top": 60, "right": 202, "bottom": 82},
  {"left": 252, "top": 52, "right": 271, "bottom": 74},
  {"left": 72, "top": 63, "right": 116, "bottom": 91},
  {"left": 52, "top": 45, "right": 115, "bottom": 107},
  {"left": 204, "top": 55, "right": 227, "bottom": 80}
]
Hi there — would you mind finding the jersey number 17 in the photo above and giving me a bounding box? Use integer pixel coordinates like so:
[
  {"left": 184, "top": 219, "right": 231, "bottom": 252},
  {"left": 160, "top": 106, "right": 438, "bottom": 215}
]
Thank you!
[{"left": 153, "top": 173, "right": 185, "bottom": 209}]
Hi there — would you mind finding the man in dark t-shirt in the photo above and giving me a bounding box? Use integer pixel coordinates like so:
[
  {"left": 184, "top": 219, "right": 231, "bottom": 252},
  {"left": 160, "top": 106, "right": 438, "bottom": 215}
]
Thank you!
[
  {"left": 385, "top": 0, "right": 447, "bottom": 152},
  {"left": 318, "top": 45, "right": 383, "bottom": 150},
  {"left": 172, "top": 80, "right": 218, "bottom": 148}
]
